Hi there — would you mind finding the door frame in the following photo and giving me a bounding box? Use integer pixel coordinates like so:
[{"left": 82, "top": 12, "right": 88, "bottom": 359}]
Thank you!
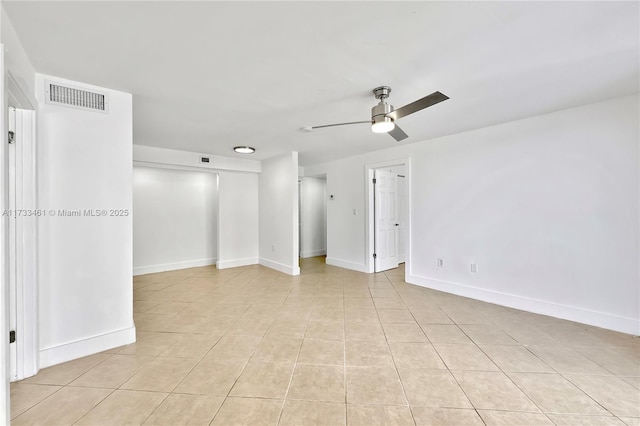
[
  {"left": 365, "top": 157, "right": 411, "bottom": 275},
  {"left": 7, "top": 105, "right": 38, "bottom": 382}
]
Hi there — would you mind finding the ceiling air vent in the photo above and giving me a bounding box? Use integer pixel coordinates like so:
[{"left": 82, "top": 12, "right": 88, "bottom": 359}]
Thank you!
[{"left": 45, "top": 81, "right": 109, "bottom": 113}]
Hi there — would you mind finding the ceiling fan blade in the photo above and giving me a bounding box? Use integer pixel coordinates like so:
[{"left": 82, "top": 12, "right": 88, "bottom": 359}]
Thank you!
[
  {"left": 388, "top": 124, "right": 408, "bottom": 142},
  {"left": 311, "top": 120, "right": 371, "bottom": 130},
  {"left": 386, "top": 91, "right": 449, "bottom": 121}
]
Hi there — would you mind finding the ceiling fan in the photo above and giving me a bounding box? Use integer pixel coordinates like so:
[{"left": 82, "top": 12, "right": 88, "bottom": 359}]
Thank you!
[{"left": 302, "top": 86, "right": 449, "bottom": 141}]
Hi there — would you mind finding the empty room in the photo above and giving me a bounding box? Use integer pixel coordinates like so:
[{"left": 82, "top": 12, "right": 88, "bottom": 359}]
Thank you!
[{"left": 1, "top": 1, "right": 638, "bottom": 425}]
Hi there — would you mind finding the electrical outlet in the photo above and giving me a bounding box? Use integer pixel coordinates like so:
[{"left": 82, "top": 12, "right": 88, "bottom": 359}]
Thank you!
[
  {"left": 437, "top": 258, "right": 444, "bottom": 267},
  {"left": 470, "top": 263, "right": 478, "bottom": 273},
  {"left": 271, "top": 245, "right": 275, "bottom": 252}
]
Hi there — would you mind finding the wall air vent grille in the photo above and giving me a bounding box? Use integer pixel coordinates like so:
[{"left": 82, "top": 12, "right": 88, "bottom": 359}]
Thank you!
[{"left": 45, "top": 81, "right": 109, "bottom": 113}]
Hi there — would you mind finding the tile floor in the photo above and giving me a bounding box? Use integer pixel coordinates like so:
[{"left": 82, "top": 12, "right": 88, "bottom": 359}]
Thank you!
[{"left": 10, "top": 257, "right": 640, "bottom": 425}]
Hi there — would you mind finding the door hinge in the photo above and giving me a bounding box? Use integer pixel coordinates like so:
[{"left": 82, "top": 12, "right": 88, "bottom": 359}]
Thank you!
[
  {"left": 373, "top": 253, "right": 377, "bottom": 259},
  {"left": 8, "top": 131, "right": 15, "bottom": 144},
  {"left": 9, "top": 330, "right": 16, "bottom": 344},
  {"left": 372, "top": 178, "right": 377, "bottom": 184}
]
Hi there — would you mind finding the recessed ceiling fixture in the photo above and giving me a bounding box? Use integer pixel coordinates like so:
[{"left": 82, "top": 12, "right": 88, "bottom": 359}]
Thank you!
[
  {"left": 305, "top": 86, "right": 449, "bottom": 141},
  {"left": 234, "top": 146, "right": 255, "bottom": 154}
]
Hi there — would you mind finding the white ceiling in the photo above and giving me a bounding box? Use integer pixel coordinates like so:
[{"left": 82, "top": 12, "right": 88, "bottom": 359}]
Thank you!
[{"left": 4, "top": 1, "right": 639, "bottom": 166}]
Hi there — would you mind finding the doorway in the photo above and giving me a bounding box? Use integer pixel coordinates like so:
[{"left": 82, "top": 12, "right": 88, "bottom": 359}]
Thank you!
[{"left": 367, "top": 160, "right": 410, "bottom": 274}]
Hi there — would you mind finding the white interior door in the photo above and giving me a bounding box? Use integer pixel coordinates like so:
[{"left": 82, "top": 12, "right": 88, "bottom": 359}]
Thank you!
[
  {"left": 374, "top": 169, "right": 399, "bottom": 272},
  {"left": 396, "top": 172, "right": 407, "bottom": 263}
]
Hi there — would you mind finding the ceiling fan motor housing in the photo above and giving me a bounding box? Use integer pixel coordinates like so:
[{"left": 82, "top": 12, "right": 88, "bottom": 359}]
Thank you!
[{"left": 371, "top": 101, "right": 394, "bottom": 126}]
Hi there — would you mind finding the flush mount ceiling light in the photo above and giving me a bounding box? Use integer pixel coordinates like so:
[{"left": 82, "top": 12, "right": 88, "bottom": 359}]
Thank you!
[{"left": 234, "top": 146, "right": 255, "bottom": 154}]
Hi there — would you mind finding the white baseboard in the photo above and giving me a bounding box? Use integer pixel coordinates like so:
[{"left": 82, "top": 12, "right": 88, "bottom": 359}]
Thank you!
[
  {"left": 216, "top": 257, "right": 259, "bottom": 269},
  {"left": 134, "top": 257, "right": 217, "bottom": 276},
  {"left": 40, "top": 326, "right": 136, "bottom": 369},
  {"left": 407, "top": 274, "right": 639, "bottom": 335},
  {"left": 326, "top": 257, "right": 369, "bottom": 273},
  {"left": 300, "top": 249, "right": 326, "bottom": 258},
  {"left": 259, "top": 258, "right": 300, "bottom": 276}
]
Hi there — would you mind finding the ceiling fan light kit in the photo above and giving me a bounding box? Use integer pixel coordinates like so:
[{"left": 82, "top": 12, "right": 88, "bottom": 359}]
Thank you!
[
  {"left": 307, "top": 85, "right": 449, "bottom": 142},
  {"left": 371, "top": 87, "right": 396, "bottom": 133}
]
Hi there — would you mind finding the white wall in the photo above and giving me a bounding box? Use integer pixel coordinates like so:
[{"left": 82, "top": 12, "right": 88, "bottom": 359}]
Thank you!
[
  {"left": 300, "top": 177, "right": 326, "bottom": 258},
  {"left": 36, "top": 74, "right": 134, "bottom": 367},
  {"left": 259, "top": 152, "right": 300, "bottom": 275},
  {"left": 217, "top": 171, "right": 259, "bottom": 269},
  {"left": 133, "top": 166, "right": 218, "bottom": 275},
  {"left": 305, "top": 95, "right": 639, "bottom": 335}
]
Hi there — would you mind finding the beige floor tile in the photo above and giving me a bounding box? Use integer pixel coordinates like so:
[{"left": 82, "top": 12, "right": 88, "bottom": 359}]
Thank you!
[
  {"left": 211, "top": 397, "right": 282, "bottom": 426},
  {"left": 510, "top": 372, "right": 609, "bottom": 415},
  {"left": 345, "top": 341, "right": 394, "bottom": 366},
  {"left": 397, "top": 368, "right": 472, "bottom": 408},
  {"left": 305, "top": 320, "right": 344, "bottom": 340},
  {"left": 9, "top": 383, "right": 61, "bottom": 419},
  {"left": 370, "top": 289, "right": 399, "bottom": 298},
  {"left": 279, "top": 400, "right": 346, "bottom": 426},
  {"left": 229, "top": 361, "right": 294, "bottom": 398},
  {"left": 118, "top": 331, "right": 181, "bottom": 356},
  {"left": 410, "top": 308, "right": 453, "bottom": 325},
  {"left": 574, "top": 346, "right": 640, "bottom": 376},
  {"left": 566, "top": 374, "right": 640, "bottom": 417},
  {"left": 16, "top": 263, "right": 640, "bottom": 425},
  {"left": 478, "top": 410, "right": 554, "bottom": 425},
  {"left": 251, "top": 337, "right": 303, "bottom": 363},
  {"left": 311, "top": 307, "right": 345, "bottom": 322},
  {"left": 75, "top": 389, "right": 167, "bottom": 425},
  {"left": 373, "top": 297, "right": 406, "bottom": 309},
  {"left": 121, "top": 356, "right": 197, "bottom": 392},
  {"left": 345, "top": 322, "right": 386, "bottom": 341},
  {"left": 288, "top": 364, "right": 345, "bottom": 402},
  {"left": 383, "top": 323, "right": 428, "bottom": 342},
  {"left": 480, "top": 344, "right": 553, "bottom": 373},
  {"left": 343, "top": 289, "right": 372, "bottom": 298},
  {"left": 160, "top": 333, "right": 221, "bottom": 358},
  {"left": 347, "top": 405, "right": 414, "bottom": 426},
  {"left": 528, "top": 345, "right": 613, "bottom": 375},
  {"left": 421, "top": 324, "right": 471, "bottom": 343},
  {"left": 377, "top": 309, "right": 416, "bottom": 324},
  {"left": 546, "top": 414, "right": 626, "bottom": 425},
  {"left": 70, "top": 354, "right": 154, "bottom": 388},
  {"left": 344, "top": 309, "right": 380, "bottom": 323},
  {"left": 411, "top": 407, "right": 484, "bottom": 426},
  {"left": 453, "top": 370, "right": 539, "bottom": 411},
  {"left": 147, "top": 301, "right": 192, "bottom": 315},
  {"left": 12, "top": 387, "right": 112, "bottom": 425},
  {"left": 227, "top": 317, "right": 273, "bottom": 336},
  {"left": 298, "top": 339, "right": 345, "bottom": 365},
  {"left": 174, "top": 358, "right": 246, "bottom": 395},
  {"left": 143, "top": 394, "right": 224, "bottom": 425},
  {"left": 134, "top": 300, "right": 163, "bottom": 314},
  {"left": 204, "top": 334, "right": 262, "bottom": 362},
  {"left": 389, "top": 342, "right": 446, "bottom": 369},
  {"left": 432, "top": 343, "right": 499, "bottom": 371},
  {"left": 621, "top": 376, "right": 640, "bottom": 390},
  {"left": 265, "top": 319, "right": 308, "bottom": 339},
  {"left": 344, "top": 297, "right": 375, "bottom": 309},
  {"left": 460, "top": 325, "right": 518, "bottom": 345},
  {"left": 21, "top": 353, "right": 111, "bottom": 385},
  {"left": 346, "top": 366, "right": 407, "bottom": 405}
]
